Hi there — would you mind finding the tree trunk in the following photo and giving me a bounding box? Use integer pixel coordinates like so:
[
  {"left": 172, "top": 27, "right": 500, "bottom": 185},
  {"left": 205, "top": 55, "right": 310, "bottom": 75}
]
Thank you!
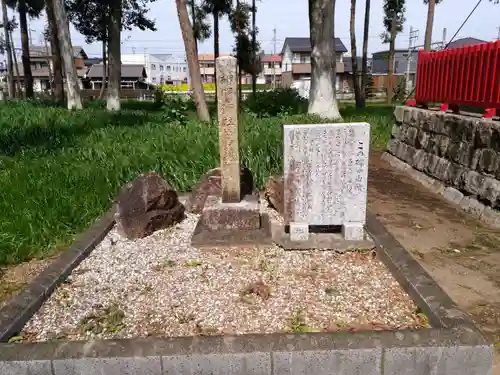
[
  {"left": 98, "top": 38, "right": 107, "bottom": 100},
  {"left": 18, "top": 0, "right": 33, "bottom": 98},
  {"left": 251, "top": 0, "right": 256, "bottom": 96},
  {"left": 10, "top": 30, "right": 21, "bottom": 96},
  {"left": 45, "top": 0, "right": 64, "bottom": 102},
  {"left": 236, "top": 0, "right": 242, "bottom": 104},
  {"left": 386, "top": 9, "right": 397, "bottom": 105},
  {"left": 2, "top": 0, "right": 14, "bottom": 98},
  {"left": 190, "top": 0, "right": 198, "bottom": 54},
  {"left": 360, "top": 0, "right": 370, "bottom": 108},
  {"left": 106, "top": 0, "right": 121, "bottom": 111},
  {"left": 308, "top": 0, "right": 342, "bottom": 120},
  {"left": 175, "top": 0, "right": 210, "bottom": 121},
  {"left": 424, "top": 0, "right": 436, "bottom": 51},
  {"left": 213, "top": 10, "right": 219, "bottom": 99},
  {"left": 52, "top": 0, "right": 82, "bottom": 109},
  {"left": 349, "top": 0, "right": 362, "bottom": 108}
]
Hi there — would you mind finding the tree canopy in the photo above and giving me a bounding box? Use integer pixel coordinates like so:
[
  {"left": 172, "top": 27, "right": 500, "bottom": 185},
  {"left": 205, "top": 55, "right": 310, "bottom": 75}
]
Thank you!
[{"left": 380, "top": 0, "right": 406, "bottom": 43}]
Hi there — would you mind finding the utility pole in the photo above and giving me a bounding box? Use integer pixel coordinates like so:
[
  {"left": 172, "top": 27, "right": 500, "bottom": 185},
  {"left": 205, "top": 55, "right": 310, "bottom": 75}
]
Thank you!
[
  {"left": 497, "top": 26, "right": 500, "bottom": 41},
  {"left": 442, "top": 28, "right": 447, "bottom": 50},
  {"left": 272, "top": 27, "right": 277, "bottom": 89},
  {"left": 28, "top": 27, "right": 36, "bottom": 47},
  {"left": 405, "top": 27, "right": 419, "bottom": 92}
]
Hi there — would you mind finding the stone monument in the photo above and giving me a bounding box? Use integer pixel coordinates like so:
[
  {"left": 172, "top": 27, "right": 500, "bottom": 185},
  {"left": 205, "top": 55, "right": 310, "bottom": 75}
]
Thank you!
[
  {"left": 190, "top": 56, "right": 271, "bottom": 247},
  {"left": 278, "top": 122, "right": 372, "bottom": 247}
]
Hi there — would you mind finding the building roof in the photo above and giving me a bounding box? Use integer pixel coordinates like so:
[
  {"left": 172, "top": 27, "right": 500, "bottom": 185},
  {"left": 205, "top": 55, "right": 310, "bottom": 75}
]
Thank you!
[
  {"left": 12, "top": 64, "right": 86, "bottom": 78},
  {"left": 281, "top": 37, "right": 348, "bottom": 54},
  {"left": 29, "top": 46, "right": 88, "bottom": 59},
  {"left": 84, "top": 58, "right": 103, "bottom": 66},
  {"left": 87, "top": 64, "right": 147, "bottom": 79},
  {"left": 198, "top": 53, "right": 231, "bottom": 61},
  {"left": 260, "top": 54, "right": 282, "bottom": 63},
  {"left": 447, "top": 37, "right": 488, "bottom": 49}
]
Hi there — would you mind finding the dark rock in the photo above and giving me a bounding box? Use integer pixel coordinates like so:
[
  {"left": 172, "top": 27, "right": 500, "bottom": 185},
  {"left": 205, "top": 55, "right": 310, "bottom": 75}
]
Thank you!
[
  {"left": 415, "top": 129, "right": 430, "bottom": 149},
  {"left": 475, "top": 122, "right": 493, "bottom": 149},
  {"left": 476, "top": 149, "right": 500, "bottom": 174},
  {"left": 115, "top": 172, "right": 185, "bottom": 239},
  {"left": 186, "top": 167, "right": 254, "bottom": 214},
  {"left": 446, "top": 142, "right": 474, "bottom": 167},
  {"left": 480, "top": 177, "right": 500, "bottom": 208},
  {"left": 403, "top": 126, "right": 418, "bottom": 147},
  {"left": 446, "top": 162, "right": 467, "bottom": 188},
  {"left": 463, "top": 170, "right": 485, "bottom": 196},
  {"left": 264, "top": 175, "right": 285, "bottom": 216},
  {"left": 449, "top": 117, "right": 477, "bottom": 143}
]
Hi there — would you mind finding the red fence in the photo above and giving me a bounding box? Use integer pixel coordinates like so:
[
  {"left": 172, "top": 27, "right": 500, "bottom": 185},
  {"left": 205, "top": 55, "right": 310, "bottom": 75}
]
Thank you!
[{"left": 415, "top": 40, "right": 500, "bottom": 115}]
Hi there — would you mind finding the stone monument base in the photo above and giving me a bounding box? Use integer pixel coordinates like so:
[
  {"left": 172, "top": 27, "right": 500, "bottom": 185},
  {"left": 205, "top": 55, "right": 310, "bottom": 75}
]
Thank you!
[
  {"left": 270, "top": 220, "right": 374, "bottom": 251},
  {"left": 191, "top": 194, "right": 273, "bottom": 247}
]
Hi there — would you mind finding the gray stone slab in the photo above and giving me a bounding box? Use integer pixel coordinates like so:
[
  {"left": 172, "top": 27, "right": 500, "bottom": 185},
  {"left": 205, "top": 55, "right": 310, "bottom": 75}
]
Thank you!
[
  {"left": 283, "top": 122, "right": 370, "bottom": 237},
  {"left": 480, "top": 206, "right": 500, "bottom": 229},
  {"left": 272, "top": 349, "right": 381, "bottom": 375},
  {"left": 443, "top": 187, "right": 464, "bottom": 205},
  {"left": 0, "top": 360, "right": 53, "bottom": 375},
  {"left": 53, "top": 357, "right": 162, "bottom": 375},
  {"left": 162, "top": 353, "right": 271, "bottom": 375},
  {"left": 383, "top": 345, "right": 492, "bottom": 375},
  {"left": 459, "top": 196, "right": 485, "bottom": 218}
]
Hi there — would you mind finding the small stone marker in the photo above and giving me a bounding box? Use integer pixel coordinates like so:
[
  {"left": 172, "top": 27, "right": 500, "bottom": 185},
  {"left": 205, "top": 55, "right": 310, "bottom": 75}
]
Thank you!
[
  {"left": 284, "top": 123, "right": 370, "bottom": 241},
  {"left": 216, "top": 56, "right": 240, "bottom": 203}
]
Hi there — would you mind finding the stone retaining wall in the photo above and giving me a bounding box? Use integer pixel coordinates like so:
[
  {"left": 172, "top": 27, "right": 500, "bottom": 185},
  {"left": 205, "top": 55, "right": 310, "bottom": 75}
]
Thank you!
[{"left": 388, "top": 106, "right": 500, "bottom": 227}]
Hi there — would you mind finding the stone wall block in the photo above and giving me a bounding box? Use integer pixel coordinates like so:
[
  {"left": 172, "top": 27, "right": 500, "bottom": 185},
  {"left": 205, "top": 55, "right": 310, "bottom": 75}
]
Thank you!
[
  {"left": 446, "top": 162, "right": 467, "bottom": 189},
  {"left": 394, "top": 106, "right": 405, "bottom": 123},
  {"left": 404, "top": 126, "right": 418, "bottom": 147},
  {"left": 463, "top": 170, "right": 486, "bottom": 196},
  {"left": 489, "top": 124, "right": 500, "bottom": 152},
  {"left": 447, "top": 142, "right": 475, "bottom": 167},
  {"left": 414, "top": 149, "right": 430, "bottom": 171},
  {"left": 416, "top": 129, "right": 430, "bottom": 149},
  {"left": 476, "top": 149, "right": 500, "bottom": 174},
  {"left": 387, "top": 139, "right": 399, "bottom": 156},
  {"left": 475, "top": 122, "right": 493, "bottom": 149},
  {"left": 417, "top": 110, "right": 434, "bottom": 132},
  {"left": 432, "top": 158, "right": 452, "bottom": 181},
  {"left": 479, "top": 177, "right": 500, "bottom": 208},
  {"left": 391, "top": 124, "right": 401, "bottom": 139},
  {"left": 450, "top": 117, "right": 477, "bottom": 144},
  {"left": 403, "top": 107, "right": 417, "bottom": 126}
]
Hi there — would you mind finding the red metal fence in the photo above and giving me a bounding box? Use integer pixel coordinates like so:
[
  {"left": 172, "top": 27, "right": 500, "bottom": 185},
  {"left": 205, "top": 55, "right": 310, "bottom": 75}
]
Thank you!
[{"left": 414, "top": 40, "right": 500, "bottom": 116}]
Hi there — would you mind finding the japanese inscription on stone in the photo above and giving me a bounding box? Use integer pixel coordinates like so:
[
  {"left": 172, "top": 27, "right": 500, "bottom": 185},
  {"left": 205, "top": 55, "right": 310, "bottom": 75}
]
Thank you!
[
  {"left": 283, "top": 123, "right": 370, "bottom": 226},
  {"left": 216, "top": 56, "right": 240, "bottom": 203}
]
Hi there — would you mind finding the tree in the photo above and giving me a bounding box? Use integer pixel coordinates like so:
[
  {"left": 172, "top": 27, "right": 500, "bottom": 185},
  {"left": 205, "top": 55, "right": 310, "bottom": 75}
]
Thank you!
[
  {"left": 45, "top": 0, "right": 63, "bottom": 101},
  {"left": 381, "top": 0, "right": 405, "bottom": 104},
  {"left": 67, "top": 0, "right": 157, "bottom": 109},
  {"left": 308, "top": 0, "right": 341, "bottom": 120},
  {"left": 364, "top": 73, "right": 375, "bottom": 99},
  {"left": 201, "top": 0, "right": 232, "bottom": 87},
  {"left": 349, "top": 0, "right": 362, "bottom": 108},
  {"left": 0, "top": 4, "right": 15, "bottom": 98},
  {"left": 53, "top": 0, "right": 82, "bottom": 109},
  {"left": 359, "top": 0, "right": 370, "bottom": 108},
  {"left": 251, "top": 0, "right": 256, "bottom": 95},
  {"left": 176, "top": 0, "right": 210, "bottom": 121},
  {"left": 186, "top": 0, "right": 210, "bottom": 54},
  {"left": 6, "top": 0, "right": 44, "bottom": 98},
  {"left": 229, "top": 0, "right": 260, "bottom": 101}
]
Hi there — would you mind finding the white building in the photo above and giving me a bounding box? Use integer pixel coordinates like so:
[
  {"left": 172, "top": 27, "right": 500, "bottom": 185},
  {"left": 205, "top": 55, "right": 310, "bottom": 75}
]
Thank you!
[{"left": 121, "top": 53, "right": 188, "bottom": 85}]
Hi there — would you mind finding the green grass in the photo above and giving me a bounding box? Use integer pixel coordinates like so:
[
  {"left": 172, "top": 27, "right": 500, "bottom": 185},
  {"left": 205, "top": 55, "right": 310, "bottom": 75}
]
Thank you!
[{"left": 0, "top": 100, "right": 393, "bottom": 265}]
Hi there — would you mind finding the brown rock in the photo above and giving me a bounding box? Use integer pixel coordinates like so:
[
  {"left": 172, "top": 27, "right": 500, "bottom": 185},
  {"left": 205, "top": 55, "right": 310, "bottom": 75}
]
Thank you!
[
  {"left": 186, "top": 167, "right": 254, "bottom": 214},
  {"left": 264, "top": 175, "right": 284, "bottom": 216},
  {"left": 115, "top": 172, "right": 185, "bottom": 239}
]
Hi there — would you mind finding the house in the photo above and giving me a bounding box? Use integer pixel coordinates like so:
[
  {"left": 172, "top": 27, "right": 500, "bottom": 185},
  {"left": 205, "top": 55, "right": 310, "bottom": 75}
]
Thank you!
[
  {"left": 341, "top": 56, "right": 372, "bottom": 92},
  {"left": 121, "top": 53, "right": 188, "bottom": 85},
  {"left": 13, "top": 46, "right": 88, "bottom": 92},
  {"left": 259, "top": 54, "right": 282, "bottom": 86},
  {"left": 198, "top": 53, "right": 231, "bottom": 83},
  {"left": 86, "top": 64, "right": 147, "bottom": 89},
  {"left": 280, "top": 37, "right": 348, "bottom": 88},
  {"left": 447, "top": 37, "right": 488, "bottom": 49},
  {"left": 370, "top": 49, "right": 419, "bottom": 92}
]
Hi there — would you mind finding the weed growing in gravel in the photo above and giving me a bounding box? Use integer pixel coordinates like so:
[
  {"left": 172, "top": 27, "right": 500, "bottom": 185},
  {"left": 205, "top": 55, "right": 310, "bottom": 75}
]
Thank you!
[
  {"left": 0, "top": 100, "right": 393, "bottom": 265},
  {"left": 152, "top": 259, "right": 177, "bottom": 271},
  {"left": 286, "top": 311, "right": 320, "bottom": 333},
  {"left": 194, "top": 323, "right": 219, "bottom": 336},
  {"left": 78, "top": 305, "right": 125, "bottom": 335},
  {"left": 241, "top": 280, "right": 271, "bottom": 301},
  {"left": 185, "top": 259, "right": 202, "bottom": 267}
]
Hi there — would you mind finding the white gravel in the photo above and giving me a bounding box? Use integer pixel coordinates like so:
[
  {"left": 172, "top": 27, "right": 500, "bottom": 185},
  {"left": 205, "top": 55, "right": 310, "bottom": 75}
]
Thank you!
[{"left": 21, "top": 208, "right": 423, "bottom": 342}]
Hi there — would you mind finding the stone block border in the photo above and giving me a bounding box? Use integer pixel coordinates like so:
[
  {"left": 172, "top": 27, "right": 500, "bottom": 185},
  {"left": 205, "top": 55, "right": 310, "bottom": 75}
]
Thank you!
[
  {"left": 382, "top": 152, "right": 500, "bottom": 229},
  {"left": 0, "top": 199, "right": 492, "bottom": 374}
]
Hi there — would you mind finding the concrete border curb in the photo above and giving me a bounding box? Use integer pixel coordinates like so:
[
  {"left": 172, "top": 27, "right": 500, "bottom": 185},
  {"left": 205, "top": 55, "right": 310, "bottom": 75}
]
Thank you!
[
  {"left": 0, "top": 201, "right": 493, "bottom": 374},
  {"left": 0, "top": 206, "right": 116, "bottom": 342}
]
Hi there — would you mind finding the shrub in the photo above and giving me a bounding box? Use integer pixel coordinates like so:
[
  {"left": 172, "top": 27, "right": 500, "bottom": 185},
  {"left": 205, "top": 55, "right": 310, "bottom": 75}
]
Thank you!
[{"left": 244, "top": 88, "right": 308, "bottom": 117}]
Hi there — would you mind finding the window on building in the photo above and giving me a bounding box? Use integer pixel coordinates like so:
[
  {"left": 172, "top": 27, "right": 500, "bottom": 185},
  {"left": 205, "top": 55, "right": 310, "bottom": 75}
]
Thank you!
[
  {"left": 121, "top": 82, "right": 134, "bottom": 89},
  {"left": 183, "top": 66, "right": 187, "bottom": 72},
  {"left": 151, "top": 64, "right": 156, "bottom": 70},
  {"left": 159, "top": 65, "right": 164, "bottom": 71},
  {"left": 394, "top": 61, "right": 399, "bottom": 71},
  {"left": 300, "top": 55, "right": 306, "bottom": 64},
  {"left": 167, "top": 75, "right": 172, "bottom": 81},
  {"left": 167, "top": 65, "right": 171, "bottom": 71},
  {"left": 278, "top": 63, "right": 282, "bottom": 68},
  {"left": 152, "top": 77, "right": 156, "bottom": 82},
  {"left": 268, "top": 62, "right": 272, "bottom": 69},
  {"left": 160, "top": 76, "right": 164, "bottom": 84}
]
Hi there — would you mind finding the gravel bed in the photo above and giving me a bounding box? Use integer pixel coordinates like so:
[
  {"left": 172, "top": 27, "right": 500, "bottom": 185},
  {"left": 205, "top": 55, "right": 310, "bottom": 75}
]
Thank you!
[{"left": 21, "top": 208, "right": 424, "bottom": 342}]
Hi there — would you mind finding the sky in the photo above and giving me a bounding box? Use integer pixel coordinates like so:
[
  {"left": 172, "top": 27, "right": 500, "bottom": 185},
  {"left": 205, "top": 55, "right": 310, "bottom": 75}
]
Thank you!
[{"left": 7, "top": 0, "right": 500, "bottom": 60}]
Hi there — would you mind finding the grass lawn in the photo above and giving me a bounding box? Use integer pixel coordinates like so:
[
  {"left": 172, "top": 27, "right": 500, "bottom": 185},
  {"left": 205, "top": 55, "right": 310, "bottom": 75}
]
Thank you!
[{"left": 0, "top": 100, "right": 394, "bottom": 266}]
